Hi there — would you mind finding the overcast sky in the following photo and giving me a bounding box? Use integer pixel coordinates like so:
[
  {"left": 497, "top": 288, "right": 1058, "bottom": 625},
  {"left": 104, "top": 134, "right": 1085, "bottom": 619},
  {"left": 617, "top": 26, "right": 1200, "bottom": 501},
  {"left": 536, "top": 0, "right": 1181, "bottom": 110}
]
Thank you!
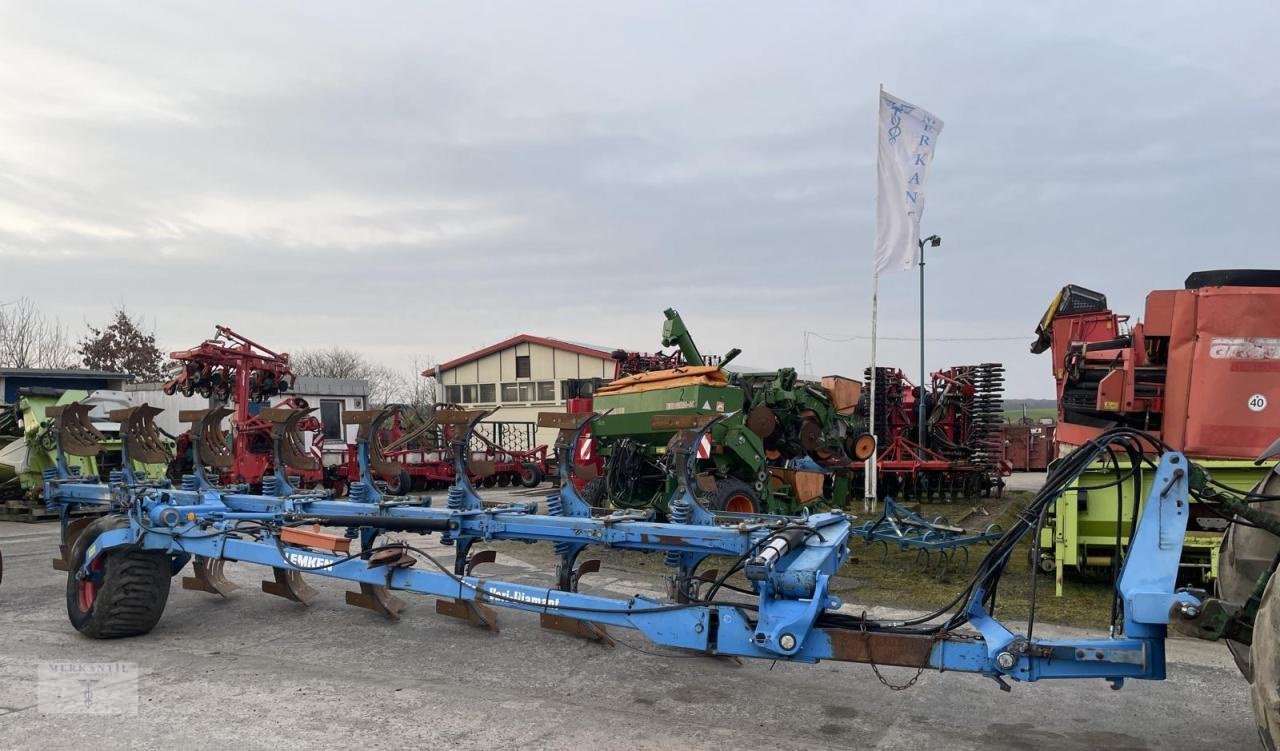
[{"left": 1, "top": 2, "right": 1276, "bottom": 397}]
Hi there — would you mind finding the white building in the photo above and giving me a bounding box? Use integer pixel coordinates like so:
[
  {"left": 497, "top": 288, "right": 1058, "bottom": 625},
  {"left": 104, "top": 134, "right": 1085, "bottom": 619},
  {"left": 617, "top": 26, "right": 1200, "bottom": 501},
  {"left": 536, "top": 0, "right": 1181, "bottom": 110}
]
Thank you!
[{"left": 434, "top": 334, "right": 618, "bottom": 447}]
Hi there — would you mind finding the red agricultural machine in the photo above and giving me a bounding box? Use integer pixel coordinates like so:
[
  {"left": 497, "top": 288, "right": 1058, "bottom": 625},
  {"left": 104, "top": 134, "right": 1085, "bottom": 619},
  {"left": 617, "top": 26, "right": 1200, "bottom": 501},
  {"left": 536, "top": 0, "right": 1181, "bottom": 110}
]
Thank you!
[
  {"left": 163, "top": 326, "right": 326, "bottom": 490},
  {"left": 1033, "top": 269, "right": 1280, "bottom": 456},
  {"left": 857, "top": 363, "right": 1007, "bottom": 500},
  {"left": 329, "top": 410, "right": 551, "bottom": 496},
  {"left": 1031, "top": 269, "right": 1280, "bottom": 588}
]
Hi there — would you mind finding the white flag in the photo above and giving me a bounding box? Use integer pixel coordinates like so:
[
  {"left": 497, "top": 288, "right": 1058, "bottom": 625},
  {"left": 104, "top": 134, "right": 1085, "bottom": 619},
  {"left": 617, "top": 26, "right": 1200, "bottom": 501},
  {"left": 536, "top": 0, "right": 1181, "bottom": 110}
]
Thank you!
[{"left": 874, "top": 90, "right": 943, "bottom": 275}]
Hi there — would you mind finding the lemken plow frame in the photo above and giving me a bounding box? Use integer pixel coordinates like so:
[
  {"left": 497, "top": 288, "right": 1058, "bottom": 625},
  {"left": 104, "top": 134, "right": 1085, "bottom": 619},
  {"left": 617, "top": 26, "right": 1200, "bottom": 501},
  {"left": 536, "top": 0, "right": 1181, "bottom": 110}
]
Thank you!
[{"left": 38, "top": 394, "right": 1274, "bottom": 700}]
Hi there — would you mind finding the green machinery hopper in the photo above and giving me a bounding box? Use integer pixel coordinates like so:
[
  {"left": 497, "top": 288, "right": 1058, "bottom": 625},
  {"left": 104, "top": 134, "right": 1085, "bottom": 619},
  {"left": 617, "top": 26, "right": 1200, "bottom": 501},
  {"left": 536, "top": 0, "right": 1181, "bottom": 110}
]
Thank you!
[{"left": 584, "top": 309, "right": 870, "bottom": 515}]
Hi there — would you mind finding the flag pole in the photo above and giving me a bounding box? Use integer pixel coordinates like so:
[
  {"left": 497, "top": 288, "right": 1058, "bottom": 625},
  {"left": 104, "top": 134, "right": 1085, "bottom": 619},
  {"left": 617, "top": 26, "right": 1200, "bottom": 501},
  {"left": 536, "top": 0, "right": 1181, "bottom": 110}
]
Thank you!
[
  {"left": 865, "top": 83, "right": 883, "bottom": 513},
  {"left": 865, "top": 273, "right": 879, "bottom": 512}
]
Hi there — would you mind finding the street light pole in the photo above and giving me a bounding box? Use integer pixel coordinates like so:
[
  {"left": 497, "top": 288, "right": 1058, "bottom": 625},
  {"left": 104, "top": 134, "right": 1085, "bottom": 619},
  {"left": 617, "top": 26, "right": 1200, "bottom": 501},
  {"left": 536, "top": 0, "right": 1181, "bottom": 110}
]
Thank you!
[{"left": 918, "top": 234, "right": 941, "bottom": 452}]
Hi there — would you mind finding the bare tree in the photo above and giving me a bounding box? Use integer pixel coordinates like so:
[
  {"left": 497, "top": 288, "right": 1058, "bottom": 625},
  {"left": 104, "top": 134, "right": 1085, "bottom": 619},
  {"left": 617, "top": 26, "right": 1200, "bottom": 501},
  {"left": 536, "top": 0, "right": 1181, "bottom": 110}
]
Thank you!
[
  {"left": 290, "top": 347, "right": 402, "bottom": 406},
  {"left": 398, "top": 355, "right": 440, "bottom": 419},
  {"left": 0, "top": 297, "right": 75, "bottom": 369}
]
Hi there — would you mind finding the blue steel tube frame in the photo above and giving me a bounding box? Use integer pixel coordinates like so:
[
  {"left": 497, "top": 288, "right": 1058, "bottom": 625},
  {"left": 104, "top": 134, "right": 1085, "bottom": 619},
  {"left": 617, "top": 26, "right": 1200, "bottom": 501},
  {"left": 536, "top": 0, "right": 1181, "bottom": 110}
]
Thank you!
[{"left": 48, "top": 401, "right": 1199, "bottom": 687}]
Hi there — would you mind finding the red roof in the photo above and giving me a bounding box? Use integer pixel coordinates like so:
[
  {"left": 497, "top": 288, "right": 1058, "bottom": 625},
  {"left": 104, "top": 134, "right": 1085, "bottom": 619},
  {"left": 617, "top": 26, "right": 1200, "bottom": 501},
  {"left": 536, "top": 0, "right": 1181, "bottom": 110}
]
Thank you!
[{"left": 430, "top": 334, "right": 616, "bottom": 375}]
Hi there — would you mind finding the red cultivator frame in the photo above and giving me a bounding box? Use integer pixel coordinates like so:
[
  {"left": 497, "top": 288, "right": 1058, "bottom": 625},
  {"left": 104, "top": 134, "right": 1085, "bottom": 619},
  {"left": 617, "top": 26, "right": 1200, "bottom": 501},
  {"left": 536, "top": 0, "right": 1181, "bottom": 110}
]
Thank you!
[
  {"left": 330, "top": 407, "right": 552, "bottom": 496},
  {"left": 164, "top": 326, "right": 325, "bottom": 489}
]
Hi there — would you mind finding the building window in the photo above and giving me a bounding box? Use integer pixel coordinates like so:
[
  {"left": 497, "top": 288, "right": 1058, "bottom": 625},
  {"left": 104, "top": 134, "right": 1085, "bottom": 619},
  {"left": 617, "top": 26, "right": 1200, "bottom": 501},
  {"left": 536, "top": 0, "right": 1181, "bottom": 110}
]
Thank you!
[
  {"left": 478, "top": 383, "right": 496, "bottom": 403},
  {"left": 515, "top": 355, "right": 531, "bottom": 378},
  {"left": 561, "top": 379, "right": 599, "bottom": 400},
  {"left": 445, "top": 385, "right": 486, "bottom": 403},
  {"left": 501, "top": 381, "right": 554, "bottom": 403},
  {"left": 319, "top": 399, "right": 344, "bottom": 441}
]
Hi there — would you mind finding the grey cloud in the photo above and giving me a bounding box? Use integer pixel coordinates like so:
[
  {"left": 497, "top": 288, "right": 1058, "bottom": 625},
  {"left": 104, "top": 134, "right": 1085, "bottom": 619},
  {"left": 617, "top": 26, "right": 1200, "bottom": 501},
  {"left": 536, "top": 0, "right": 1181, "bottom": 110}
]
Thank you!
[{"left": 1, "top": 1, "right": 1277, "bottom": 397}]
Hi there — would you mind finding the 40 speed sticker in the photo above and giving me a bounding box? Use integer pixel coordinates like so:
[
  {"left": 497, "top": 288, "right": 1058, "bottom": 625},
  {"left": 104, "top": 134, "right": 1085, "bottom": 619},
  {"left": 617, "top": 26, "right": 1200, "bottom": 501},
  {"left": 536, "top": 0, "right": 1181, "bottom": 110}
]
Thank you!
[{"left": 1248, "top": 394, "right": 1268, "bottom": 413}]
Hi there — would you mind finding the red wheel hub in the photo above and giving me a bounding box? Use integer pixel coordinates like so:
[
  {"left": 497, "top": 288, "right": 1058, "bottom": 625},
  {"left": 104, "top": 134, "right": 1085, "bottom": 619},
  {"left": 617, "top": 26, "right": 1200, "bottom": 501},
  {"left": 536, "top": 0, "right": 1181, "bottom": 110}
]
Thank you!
[
  {"left": 78, "top": 557, "right": 103, "bottom": 612},
  {"left": 724, "top": 494, "right": 755, "bottom": 514}
]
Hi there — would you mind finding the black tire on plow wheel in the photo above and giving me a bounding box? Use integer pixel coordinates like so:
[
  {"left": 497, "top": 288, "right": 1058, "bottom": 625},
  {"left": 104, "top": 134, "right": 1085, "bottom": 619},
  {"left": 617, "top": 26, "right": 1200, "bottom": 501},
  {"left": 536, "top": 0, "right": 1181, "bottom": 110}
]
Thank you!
[{"left": 66, "top": 515, "right": 172, "bottom": 639}]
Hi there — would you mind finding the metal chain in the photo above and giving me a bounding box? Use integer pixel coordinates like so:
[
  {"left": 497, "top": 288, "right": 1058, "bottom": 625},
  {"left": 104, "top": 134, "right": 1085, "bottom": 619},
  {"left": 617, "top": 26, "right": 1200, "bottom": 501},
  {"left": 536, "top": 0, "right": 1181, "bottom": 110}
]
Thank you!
[{"left": 860, "top": 611, "right": 928, "bottom": 692}]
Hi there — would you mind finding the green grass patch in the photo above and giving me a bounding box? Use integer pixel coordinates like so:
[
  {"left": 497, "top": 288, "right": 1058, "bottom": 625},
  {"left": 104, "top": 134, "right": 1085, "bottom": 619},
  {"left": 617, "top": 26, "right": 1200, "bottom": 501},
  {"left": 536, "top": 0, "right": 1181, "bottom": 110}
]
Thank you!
[{"left": 835, "top": 492, "right": 1113, "bottom": 629}]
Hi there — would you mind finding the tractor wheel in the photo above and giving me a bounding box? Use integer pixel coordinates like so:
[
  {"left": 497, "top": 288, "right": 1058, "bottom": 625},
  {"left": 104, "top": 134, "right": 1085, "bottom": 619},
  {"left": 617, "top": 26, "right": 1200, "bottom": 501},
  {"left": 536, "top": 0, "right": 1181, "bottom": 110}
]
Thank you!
[
  {"left": 1217, "top": 469, "right": 1280, "bottom": 749},
  {"left": 701, "top": 478, "right": 761, "bottom": 514},
  {"left": 1219, "top": 470, "right": 1280, "bottom": 679},
  {"left": 66, "top": 515, "right": 171, "bottom": 639},
  {"left": 519, "top": 463, "right": 545, "bottom": 488},
  {"left": 579, "top": 477, "right": 606, "bottom": 507},
  {"left": 1251, "top": 573, "right": 1280, "bottom": 750}
]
